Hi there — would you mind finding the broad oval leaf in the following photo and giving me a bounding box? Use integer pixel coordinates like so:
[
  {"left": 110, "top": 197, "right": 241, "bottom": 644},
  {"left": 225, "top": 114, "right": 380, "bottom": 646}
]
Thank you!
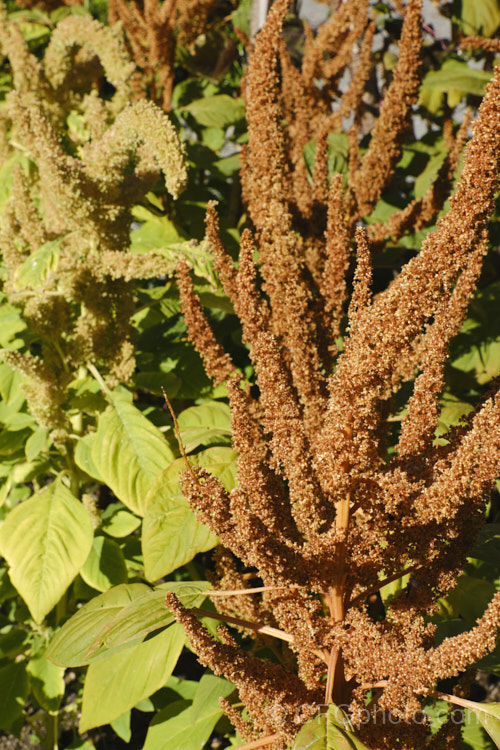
[
  {"left": 142, "top": 447, "right": 237, "bottom": 581},
  {"left": 80, "top": 536, "right": 128, "bottom": 592},
  {"left": 13, "top": 239, "right": 62, "bottom": 291},
  {"left": 27, "top": 657, "right": 64, "bottom": 715},
  {"left": 179, "top": 94, "right": 245, "bottom": 128},
  {"left": 81, "top": 581, "right": 210, "bottom": 660},
  {"left": 0, "top": 479, "right": 93, "bottom": 623},
  {"left": 293, "top": 705, "right": 372, "bottom": 750},
  {"left": 74, "top": 433, "right": 103, "bottom": 482},
  {"left": 470, "top": 523, "right": 500, "bottom": 565},
  {"left": 177, "top": 400, "right": 232, "bottom": 452},
  {"left": 45, "top": 581, "right": 209, "bottom": 667},
  {"left": 79, "top": 620, "right": 186, "bottom": 731},
  {"left": 87, "top": 391, "right": 175, "bottom": 516},
  {"left": 100, "top": 504, "right": 141, "bottom": 538},
  {"left": 293, "top": 714, "right": 327, "bottom": 750},
  {"left": 461, "top": 0, "right": 500, "bottom": 37},
  {"left": 421, "top": 60, "right": 492, "bottom": 99},
  {"left": 45, "top": 583, "right": 154, "bottom": 667},
  {"left": 143, "top": 673, "right": 234, "bottom": 750}
]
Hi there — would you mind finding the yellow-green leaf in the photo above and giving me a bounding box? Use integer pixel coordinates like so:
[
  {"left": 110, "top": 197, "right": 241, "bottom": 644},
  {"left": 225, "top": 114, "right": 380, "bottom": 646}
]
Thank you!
[
  {"left": 466, "top": 701, "right": 500, "bottom": 747},
  {"left": 462, "top": 0, "right": 500, "bottom": 37},
  {"left": 80, "top": 536, "right": 128, "bottom": 592},
  {"left": 0, "top": 479, "right": 93, "bottom": 623},
  {"left": 79, "top": 622, "right": 185, "bottom": 731},
  {"left": 142, "top": 447, "right": 237, "bottom": 581},
  {"left": 88, "top": 391, "right": 175, "bottom": 515},
  {"left": 27, "top": 657, "right": 64, "bottom": 715},
  {"left": 45, "top": 581, "right": 209, "bottom": 667}
]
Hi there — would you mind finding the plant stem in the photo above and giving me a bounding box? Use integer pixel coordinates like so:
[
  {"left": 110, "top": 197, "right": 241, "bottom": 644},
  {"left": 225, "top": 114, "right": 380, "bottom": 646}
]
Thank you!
[
  {"left": 42, "top": 712, "right": 58, "bottom": 750},
  {"left": 233, "top": 733, "right": 281, "bottom": 750},
  {"left": 325, "top": 489, "right": 351, "bottom": 703}
]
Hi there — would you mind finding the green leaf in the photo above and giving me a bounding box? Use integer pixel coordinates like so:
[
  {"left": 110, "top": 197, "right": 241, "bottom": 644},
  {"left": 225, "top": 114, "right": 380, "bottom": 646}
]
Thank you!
[
  {"left": 80, "top": 536, "right": 128, "bottom": 592},
  {"left": 134, "top": 371, "right": 181, "bottom": 399},
  {"left": 293, "top": 714, "right": 326, "bottom": 750},
  {"left": 25, "top": 426, "right": 48, "bottom": 461},
  {"left": 461, "top": 0, "right": 500, "bottom": 36},
  {"left": 414, "top": 148, "right": 447, "bottom": 199},
  {"left": 379, "top": 569, "right": 411, "bottom": 605},
  {"left": 470, "top": 524, "right": 500, "bottom": 565},
  {"left": 440, "top": 575, "right": 497, "bottom": 626},
  {"left": 327, "top": 704, "right": 372, "bottom": 749},
  {"left": 13, "top": 239, "right": 62, "bottom": 291},
  {"left": 303, "top": 133, "right": 349, "bottom": 179},
  {"left": 142, "top": 447, "right": 237, "bottom": 581},
  {"left": 0, "top": 361, "right": 26, "bottom": 404},
  {"left": 0, "top": 479, "right": 93, "bottom": 623},
  {"left": 0, "top": 304, "right": 27, "bottom": 347},
  {"left": 451, "top": 337, "right": 500, "bottom": 385},
  {"left": 180, "top": 95, "right": 245, "bottom": 128},
  {"left": 462, "top": 708, "right": 497, "bottom": 749},
  {"left": 0, "top": 152, "right": 29, "bottom": 213},
  {"left": 201, "top": 126, "right": 225, "bottom": 151},
  {"left": 143, "top": 673, "right": 235, "bottom": 750},
  {"left": 85, "top": 391, "right": 175, "bottom": 516},
  {"left": 46, "top": 583, "right": 155, "bottom": 667},
  {"left": 420, "top": 60, "right": 492, "bottom": 105},
  {"left": 27, "top": 657, "right": 64, "bottom": 714},
  {"left": 476, "top": 704, "right": 500, "bottom": 747},
  {"left": 100, "top": 505, "right": 141, "bottom": 538},
  {"left": 293, "top": 705, "right": 372, "bottom": 750},
  {"left": 0, "top": 662, "right": 29, "bottom": 731},
  {"left": 74, "top": 433, "right": 103, "bottom": 482},
  {"left": 45, "top": 582, "right": 209, "bottom": 667},
  {"left": 177, "top": 400, "right": 232, "bottom": 452},
  {"left": 0, "top": 629, "right": 29, "bottom": 659},
  {"left": 130, "top": 208, "right": 186, "bottom": 253},
  {"left": 461, "top": 703, "right": 500, "bottom": 749},
  {"left": 436, "top": 394, "right": 474, "bottom": 436},
  {"left": 110, "top": 711, "right": 132, "bottom": 743},
  {"left": 79, "top": 622, "right": 186, "bottom": 731},
  {"left": 79, "top": 581, "right": 209, "bottom": 661}
]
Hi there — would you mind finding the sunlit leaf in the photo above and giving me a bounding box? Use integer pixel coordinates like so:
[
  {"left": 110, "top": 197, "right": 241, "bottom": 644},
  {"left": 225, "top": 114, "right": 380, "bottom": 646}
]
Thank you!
[
  {"left": 81, "top": 581, "right": 209, "bottom": 660},
  {"left": 143, "top": 673, "right": 234, "bottom": 750},
  {"left": 79, "top": 621, "right": 185, "bottom": 731},
  {"left": 420, "top": 60, "right": 492, "bottom": 108},
  {"left": 179, "top": 95, "right": 245, "bottom": 128},
  {"left": 45, "top": 581, "right": 209, "bottom": 667},
  {"left": 13, "top": 239, "right": 62, "bottom": 291},
  {"left": 461, "top": 0, "right": 500, "bottom": 37},
  {"left": 293, "top": 705, "right": 372, "bottom": 749},
  {"left": 46, "top": 583, "right": 154, "bottom": 667},
  {"left": 27, "top": 657, "right": 64, "bottom": 715},
  {"left": 142, "top": 447, "right": 237, "bottom": 581},
  {"left": 100, "top": 505, "right": 141, "bottom": 538},
  {"left": 0, "top": 479, "right": 93, "bottom": 623},
  {"left": 110, "top": 711, "right": 132, "bottom": 743},
  {"left": 177, "top": 400, "right": 232, "bottom": 452},
  {"left": 86, "top": 390, "right": 175, "bottom": 516}
]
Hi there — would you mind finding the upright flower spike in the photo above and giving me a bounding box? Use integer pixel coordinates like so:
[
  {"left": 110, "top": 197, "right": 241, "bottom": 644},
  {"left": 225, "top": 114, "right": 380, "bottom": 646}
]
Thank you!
[
  {"left": 171, "top": 6, "right": 500, "bottom": 748},
  {"left": 348, "top": 0, "right": 422, "bottom": 219}
]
